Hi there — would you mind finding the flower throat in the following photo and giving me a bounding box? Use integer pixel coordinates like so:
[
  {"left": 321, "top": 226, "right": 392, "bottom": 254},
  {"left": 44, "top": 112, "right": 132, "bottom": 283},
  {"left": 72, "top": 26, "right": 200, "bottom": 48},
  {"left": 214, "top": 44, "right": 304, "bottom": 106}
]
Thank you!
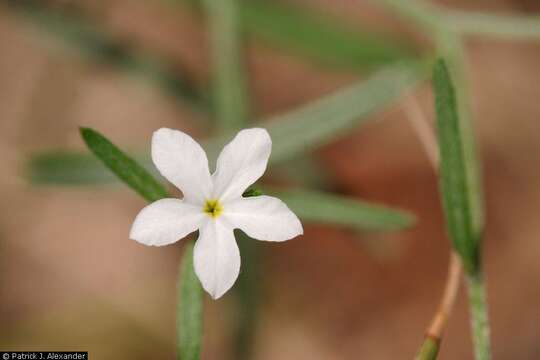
[{"left": 203, "top": 199, "right": 223, "bottom": 218}]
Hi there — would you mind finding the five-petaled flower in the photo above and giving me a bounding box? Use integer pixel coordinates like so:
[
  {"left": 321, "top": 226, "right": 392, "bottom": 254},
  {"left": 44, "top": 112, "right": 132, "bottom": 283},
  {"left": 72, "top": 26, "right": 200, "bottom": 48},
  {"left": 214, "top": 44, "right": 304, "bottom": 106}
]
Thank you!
[{"left": 130, "top": 128, "right": 303, "bottom": 299}]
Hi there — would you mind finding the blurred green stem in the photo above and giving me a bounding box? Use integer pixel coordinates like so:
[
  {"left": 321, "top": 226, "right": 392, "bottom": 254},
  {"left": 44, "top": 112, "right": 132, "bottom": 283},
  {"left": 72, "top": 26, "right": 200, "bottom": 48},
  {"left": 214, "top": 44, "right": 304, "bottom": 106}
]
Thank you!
[
  {"left": 234, "top": 233, "right": 262, "bottom": 360},
  {"left": 203, "top": 0, "right": 249, "bottom": 130},
  {"left": 178, "top": 241, "right": 203, "bottom": 360},
  {"left": 415, "top": 337, "right": 439, "bottom": 360},
  {"left": 467, "top": 274, "right": 491, "bottom": 360}
]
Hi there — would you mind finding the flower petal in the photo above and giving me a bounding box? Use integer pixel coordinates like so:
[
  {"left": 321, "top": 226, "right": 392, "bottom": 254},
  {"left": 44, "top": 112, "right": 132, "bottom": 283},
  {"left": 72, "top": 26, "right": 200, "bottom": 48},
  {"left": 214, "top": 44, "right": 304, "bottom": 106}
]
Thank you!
[
  {"left": 130, "top": 199, "right": 205, "bottom": 246},
  {"left": 223, "top": 195, "right": 303, "bottom": 241},
  {"left": 193, "top": 219, "right": 240, "bottom": 299},
  {"left": 212, "top": 128, "right": 271, "bottom": 202},
  {"left": 152, "top": 128, "right": 212, "bottom": 204}
]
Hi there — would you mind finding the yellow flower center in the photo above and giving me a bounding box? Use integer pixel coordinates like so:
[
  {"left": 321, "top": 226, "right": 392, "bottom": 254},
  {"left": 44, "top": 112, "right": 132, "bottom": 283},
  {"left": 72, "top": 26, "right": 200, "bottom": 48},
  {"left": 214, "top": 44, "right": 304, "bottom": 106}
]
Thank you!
[{"left": 203, "top": 199, "right": 223, "bottom": 218}]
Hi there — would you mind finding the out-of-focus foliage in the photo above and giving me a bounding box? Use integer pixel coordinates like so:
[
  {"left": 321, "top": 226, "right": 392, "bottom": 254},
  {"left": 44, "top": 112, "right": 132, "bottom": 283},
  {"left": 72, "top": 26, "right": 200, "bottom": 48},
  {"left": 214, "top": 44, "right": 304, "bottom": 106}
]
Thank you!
[
  {"left": 272, "top": 188, "right": 415, "bottom": 231},
  {"left": 206, "top": 62, "right": 424, "bottom": 163},
  {"left": 174, "top": 0, "right": 417, "bottom": 70},
  {"left": 6, "top": 0, "right": 208, "bottom": 112},
  {"left": 29, "top": 62, "right": 423, "bottom": 185}
]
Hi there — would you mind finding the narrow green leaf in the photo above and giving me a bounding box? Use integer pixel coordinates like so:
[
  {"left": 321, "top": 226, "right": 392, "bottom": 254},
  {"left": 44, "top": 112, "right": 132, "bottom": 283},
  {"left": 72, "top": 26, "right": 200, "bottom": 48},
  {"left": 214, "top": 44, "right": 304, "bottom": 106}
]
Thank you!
[
  {"left": 28, "top": 150, "right": 119, "bottom": 185},
  {"left": 206, "top": 61, "right": 425, "bottom": 163},
  {"left": 432, "top": 59, "right": 480, "bottom": 274},
  {"left": 435, "top": 32, "right": 484, "bottom": 239},
  {"left": 80, "top": 127, "right": 168, "bottom": 202},
  {"left": 28, "top": 151, "right": 155, "bottom": 185},
  {"left": 7, "top": 0, "right": 207, "bottom": 111},
  {"left": 203, "top": 0, "right": 249, "bottom": 130},
  {"left": 270, "top": 188, "right": 415, "bottom": 231},
  {"left": 242, "top": 188, "right": 264, "bottom": 198},
  {"left": 178, "top": 241, "right": 203, "bottom": 360}
]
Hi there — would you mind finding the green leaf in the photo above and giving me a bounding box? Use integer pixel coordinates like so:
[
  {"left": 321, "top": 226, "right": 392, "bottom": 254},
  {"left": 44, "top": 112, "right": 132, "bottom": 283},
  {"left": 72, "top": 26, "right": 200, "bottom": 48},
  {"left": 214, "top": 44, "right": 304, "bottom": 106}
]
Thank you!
[
  {"left": 242, "top": 188, "right": 264, "bottom": 198},
  {"left": 80, "top": 127, "right": 168, "bottom": 202},
  {"left": 270, "top": 188, "right": 415, "bottom": 231},
  {"left": 28, "top": 150, "right": 119, "bottom": 185},
  {"left": 177, "top": 241, "right": 203, "bottom": 360},
  {"left": 28, "top": 151, "right": 156, "bottom": 185},
  {"left": 206, "top": 61, "right": 425, "bottom": 163},
  {"left": 239, "top": 0, "right": 416, "bottom": 70},
  {"left": 432, "top": 59, "right": 480, "bottom": 274},
  {"left": 203, "top": 0, "right": 249, "bottom": 130}
]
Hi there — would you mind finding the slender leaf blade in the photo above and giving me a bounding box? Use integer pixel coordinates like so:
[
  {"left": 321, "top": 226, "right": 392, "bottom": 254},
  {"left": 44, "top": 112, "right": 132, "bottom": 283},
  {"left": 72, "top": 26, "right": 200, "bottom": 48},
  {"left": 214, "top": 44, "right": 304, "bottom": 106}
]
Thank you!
[
  {"left": 432, "top": 59, "right": 480, "bottom": 274},
  {"left": 239, "top": 0, "right": 416, "bottom": 70},
  {"left": 206, "top": 61, "right": 424, "bottom": 163},
  {"left": 28, "top": 150, "right": 119, "bottom": 185},
  {"left": 178, "top": 241, "right": 203, "bottom": 360},
  {"left": 80, "top": 127, "right": 168, "bottom": 202},
  {"left": 270, "top": 188, "right": 415, "bottom": 231}
]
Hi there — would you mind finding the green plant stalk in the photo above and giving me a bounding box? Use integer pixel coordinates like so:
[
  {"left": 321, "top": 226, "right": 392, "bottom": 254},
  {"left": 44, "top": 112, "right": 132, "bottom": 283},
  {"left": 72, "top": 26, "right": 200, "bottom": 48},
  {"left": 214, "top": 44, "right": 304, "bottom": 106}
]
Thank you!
[
  {"left": 415, "top": 337, "right": 439, "bottom": 360},
  {"left": 203, "top": 0, "right": 249, "bottom": 130},
  {"left": 233, "top": 233, "right": 262, "bottom": 360},
  {"left": 467, "top": 274, "right": 491, "bottom": 360},
  {"left": 178, "top": 241, "right": 204, "bottom": 360}
]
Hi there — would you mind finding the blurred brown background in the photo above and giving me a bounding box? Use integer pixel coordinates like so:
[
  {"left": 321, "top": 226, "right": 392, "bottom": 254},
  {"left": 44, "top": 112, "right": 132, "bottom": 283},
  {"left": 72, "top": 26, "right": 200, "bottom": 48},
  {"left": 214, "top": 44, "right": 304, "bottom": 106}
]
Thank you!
[{"left": 1, "top": 0, "right": 540, "bottom": 359}]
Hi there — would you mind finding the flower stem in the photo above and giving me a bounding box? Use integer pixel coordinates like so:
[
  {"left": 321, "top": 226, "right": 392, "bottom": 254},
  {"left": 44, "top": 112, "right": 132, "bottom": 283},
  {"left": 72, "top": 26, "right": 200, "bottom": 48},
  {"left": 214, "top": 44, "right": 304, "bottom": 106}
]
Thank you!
[
  {"left": 177, "top": 241, "right": 203, "bottom": 360},
  {"left": 466, "top": 273, "right": 491, "bottom": 360},
  {"left": 415, "top": 253, "right": 462, "bottom": 360}
]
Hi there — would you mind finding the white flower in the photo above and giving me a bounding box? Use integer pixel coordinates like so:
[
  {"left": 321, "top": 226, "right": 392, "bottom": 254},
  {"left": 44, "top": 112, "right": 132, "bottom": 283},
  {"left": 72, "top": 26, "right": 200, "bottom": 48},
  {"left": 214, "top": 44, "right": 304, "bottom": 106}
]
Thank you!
[{"left": 129, "top": 128, "right": 303, "bottom": 299}]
